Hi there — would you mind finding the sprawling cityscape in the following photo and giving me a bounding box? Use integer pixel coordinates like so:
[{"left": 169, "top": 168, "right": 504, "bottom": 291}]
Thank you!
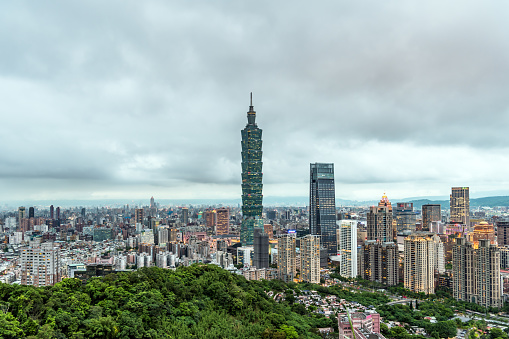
[
  {"left": 1, "top": 98, "right": 509, "bottom": 338},
  {"left": 2, "top": 2, "right": 509, "bottom": 338}
]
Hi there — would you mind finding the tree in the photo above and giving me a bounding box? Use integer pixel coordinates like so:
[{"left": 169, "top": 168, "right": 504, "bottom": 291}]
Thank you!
[
  {"left": 84, "top": 316, "right": 118, "bottom": 339},
  {"left": 0, "top": 311, "right": 24, "bottom": 338}
]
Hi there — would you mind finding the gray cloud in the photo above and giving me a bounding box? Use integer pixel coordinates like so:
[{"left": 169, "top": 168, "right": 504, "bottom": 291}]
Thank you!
[{"left": 1, "top": 1, "right": 509, "bottom": 201}]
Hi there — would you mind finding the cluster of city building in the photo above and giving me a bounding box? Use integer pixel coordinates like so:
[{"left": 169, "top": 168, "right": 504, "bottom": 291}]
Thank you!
[{"left": 0, "top": 96, "right": 508, "bottom": 326}]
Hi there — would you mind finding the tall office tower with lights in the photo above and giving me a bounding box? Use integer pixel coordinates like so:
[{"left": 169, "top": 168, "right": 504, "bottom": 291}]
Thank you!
[
  {"left": 367, "top": 195, "right": 394, "bottom": 242},
  {"left": 241, "top": 93, "right": 264, "bottom": 246},
  {"left": 309, "top": 163, "right": 337, "bottom": 255},
  {"left": 450, "top": 187, "right": 470, "bottom": 226},
  {"left": 394, "top": 202, "right": 416, "bottom": 233},
  {"left": 422, "top": 204, "right": 441, "bottom": 232}
]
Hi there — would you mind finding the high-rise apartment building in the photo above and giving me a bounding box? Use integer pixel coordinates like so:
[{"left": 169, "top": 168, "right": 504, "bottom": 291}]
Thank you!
[
  {"left": 422, "top": 204, "right": 441, "bottom": 232},
  {"left": 450, "top": 187, "right": 469, "bottom": 226},
  {"left": 181, "top": 208, "right": 189, "bottom": 224},
  {"left": 394, "top": 203, "right": 416, "bottom": 234},
  {"left": 277, "top": 235, "right": 296, "bottom": 283},
  {"left": 50, "top": 205, "right": 54, "bottom": 220},
  {"left": 337, "top": 220, "right": 357, "bottom": 278},
  {"left": 309, "top": 163, "right": 337, "bottom": 255},
  {"left": 477, "top": 239, "right": 501, "bottom": 308},
  {"left": 404, "top": 233, "right": 436, "bottom": 294},
  {"left": 241, "top": 94, "right": 263, "bottom": 246},
  {"left": 300, "top": 235, "right": 321, "bottom": 283},
  {"left": 367, "top": 195, "right": 394, "bottom": 242},
  {"left": 359, "top": 240, "right": 399, "bottom": 286},
  {"left": 497, "top": 221, "right": 509, "bottom": 246},
  {"left": 135, "top": 209, "right": 144, "bottom": 225},
  {"left": 18, "top": 206, "right": 26, "bottom": 223},
  {"left": 253, "top": 228, "right": 269, "bottom": 269},
  {"left": 204, "top": 209, "right": 216, "bottom": 229},
  {"left": 21, "top": 242, "right": 60, "bottom": 287},
  {"left": 452, "top": 237, "right": 501, "bottom": 308},
  {"left": 215, "top": 208, "right": 230, "bottom": 236},
  {"left": 56, "top": 207, "right": 60, "bottom": 220}
]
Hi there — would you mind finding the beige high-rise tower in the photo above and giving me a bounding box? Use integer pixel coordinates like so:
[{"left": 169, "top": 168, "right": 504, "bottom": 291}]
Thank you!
[
  {"left": 450, "top": 187, "right": 469, "bottom": 226},
  {"left": 367, "top": 194, "right": 394, "bottom": 242},
  {"left": 277, "top": 235, "right": 296, "bottom": 283},
  {"left": 404, "top": 233, "right": 436, "bottom": 294},
  {"left": 300, "top": 235, "right": 320, "bottom": 284}
]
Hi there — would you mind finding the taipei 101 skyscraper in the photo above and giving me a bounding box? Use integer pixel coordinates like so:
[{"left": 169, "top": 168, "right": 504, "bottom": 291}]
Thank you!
[{"left": 241, "top": 93, "right": 263, "bottom": 246}]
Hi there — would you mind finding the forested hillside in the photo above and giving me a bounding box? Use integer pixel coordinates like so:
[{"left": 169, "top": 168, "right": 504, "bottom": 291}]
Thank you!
[{"left": 0, "top": 265, "right": 340, "bottom": 339}]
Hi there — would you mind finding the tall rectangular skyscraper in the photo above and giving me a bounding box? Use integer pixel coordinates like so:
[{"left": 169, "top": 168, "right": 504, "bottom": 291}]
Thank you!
[
  {"left": 309, "top": 163, "right": 336, "bottom": 256},
  {"left": 367, "top": 195, "right": 394, "bottom": 242},
  {"left": 215, "top": 208, "right": 230, "bottom": 236},
  {"left": 422, "top": 204, "right": 441, "bottom": 232},
  {"left": 404, "top": 233, "right": 436, "bottom": 295},
  {"left": 337, "top": 220, "right": 357, "bottom": 278},
  {"left": 450, "top": 187, "right": 469, "bottom": 226},
  {"left": 300, "top": 235, "right": 321, "bottom": 283},
  {"left": 241, "top": 94, "right": 263, "bottom": 245}
]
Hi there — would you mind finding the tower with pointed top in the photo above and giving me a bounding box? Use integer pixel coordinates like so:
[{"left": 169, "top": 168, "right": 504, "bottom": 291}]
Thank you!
[
  {"left": 367, "top": 194, "right": 394, "bottom": 242},
  {"left": 241, "top": 93, "right": 263, "bottom": 246}
]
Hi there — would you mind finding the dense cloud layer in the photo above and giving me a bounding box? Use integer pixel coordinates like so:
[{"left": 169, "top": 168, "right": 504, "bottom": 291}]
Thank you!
[{"left": 1, "top": 1, "right": 509, "bottom": 202}]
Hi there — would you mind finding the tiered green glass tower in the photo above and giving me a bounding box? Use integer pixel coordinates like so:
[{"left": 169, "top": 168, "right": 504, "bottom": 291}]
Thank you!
[{"left": 241, "top": 93, "right": 263, "bottom": 246}]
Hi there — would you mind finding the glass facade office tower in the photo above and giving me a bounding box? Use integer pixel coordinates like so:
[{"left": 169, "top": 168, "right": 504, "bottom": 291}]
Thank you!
[
  {"left": 309, "top": 163, "right": 337, "bottom": 255},
  {"left": 241, "top": 94, "right": 263, "bottom": 245},
  {"left": 422, "top": 204, "right": 441, "bottom": 232},
  {"left": 394, "top": 202, "right": 416, "bottom": 234},
  {"left": 450, "top": 187, "right": 469, "bottom": 226}
]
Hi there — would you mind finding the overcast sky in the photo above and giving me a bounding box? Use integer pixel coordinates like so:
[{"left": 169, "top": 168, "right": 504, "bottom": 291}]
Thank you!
[{"left": 1, "top": 1, "right": 509, "bottom": 203}]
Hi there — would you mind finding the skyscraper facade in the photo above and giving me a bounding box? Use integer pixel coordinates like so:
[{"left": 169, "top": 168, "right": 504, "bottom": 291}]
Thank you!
[
  {"left": 300, "top": 235, "right": 320, "bottom": 283},
  {"left": 497, "top": 221, "right": 509, "bottom": 246},
  {"left": 28, "top": 207, "right": 35, "bottom": 219},
  {"left": 135, "top": 209, "right": 144, "bottom": 225},
  {"left": 18, "top": 206, "right": 26, "bottom": 222},
  {"left": 367, "top": 195, "right": 394, "bottom": 242},
  {"left": 337, "top": 220, "right": 358, "bottom": 278},
  {"left": 422, "top": 204, "right": 441, "bottom": 232},
  {"left": 21, "top": 242, "right": 60, "bottom": 287},
  {"left": 359, "top": 240, "right": 399, "bottom": 286},
  {"left": 452, "top": 237, "right": 501, "bottom": 308},
  {"left": 394, "top": 202, "right": 416, "bottom": 234},
  {"left": 241, "top": 94, "right": 263, "bottom": 245},
  {"left": 450, "top": 187, "right": 470, "bottom": 226},
  {"left": 215, "top": 208, "right": 230, "bottom": 236},
  {"left": 277, "top": 235, "right": 296, "bottom": 283},
  {"left": 309, "top": 163, "right": 336, "bottom": 255},
  {"left": 253, "top": 228, "right": 269, "bottom": 269},
  {"left": 404, "top": 233, "right": 436, "bottom": 295}
]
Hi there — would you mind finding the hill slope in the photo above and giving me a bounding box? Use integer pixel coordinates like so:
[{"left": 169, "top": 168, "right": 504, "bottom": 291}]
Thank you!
[{"left": 0, "top": 265, "right": 337, "bottom": 339}]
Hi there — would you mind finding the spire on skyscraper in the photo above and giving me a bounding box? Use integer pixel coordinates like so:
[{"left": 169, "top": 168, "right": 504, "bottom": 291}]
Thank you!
[{"left": 247, "top": 92, "right": 256, "bottom": 125}]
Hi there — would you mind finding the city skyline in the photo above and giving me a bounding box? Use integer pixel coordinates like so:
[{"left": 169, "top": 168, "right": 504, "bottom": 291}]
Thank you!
[{"left": 2, "top": 2, "right": 509, "bottom": 202}]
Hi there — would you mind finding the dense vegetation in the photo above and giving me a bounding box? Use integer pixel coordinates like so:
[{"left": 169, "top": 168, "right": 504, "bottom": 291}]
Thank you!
[{"left": 0, "top": 265, "right": 345, "bottom": 339}]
